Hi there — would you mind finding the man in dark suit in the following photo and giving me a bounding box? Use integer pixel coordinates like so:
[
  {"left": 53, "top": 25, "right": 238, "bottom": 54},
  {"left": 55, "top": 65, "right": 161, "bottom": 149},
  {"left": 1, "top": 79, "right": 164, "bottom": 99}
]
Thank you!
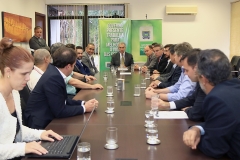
[
  {"left": 183, "top": 49, "right": 240, "bottom": 159},
  {"left": 156, "top": 49, "right": 206, "bottom": 122},
  {"left": 110, "top": 42, "right": 134, "bottom": 69},
  {"left": 29, "top": 26, "right": 50, "bottom": 54},
  {"left": 75, "top": 46, "right": 91, "bottom": 75},
  {"left": 25, "top": 47, "right": 98, "bottom": 129},
  {"left": 149, "top": 45, "right": 181, "bottom": 89},
  {"left": 81, "top": 43, "right": 98, "bottom": 76},
  {"left": 151, "top": 44, "right": 168, "bottom": 73}
]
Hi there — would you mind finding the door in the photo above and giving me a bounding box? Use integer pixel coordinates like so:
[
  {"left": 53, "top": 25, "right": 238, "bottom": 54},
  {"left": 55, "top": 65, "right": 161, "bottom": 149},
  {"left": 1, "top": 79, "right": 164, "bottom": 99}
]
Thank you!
[{"left": 35, "top": 12, "right": 46, "bottom": 40}]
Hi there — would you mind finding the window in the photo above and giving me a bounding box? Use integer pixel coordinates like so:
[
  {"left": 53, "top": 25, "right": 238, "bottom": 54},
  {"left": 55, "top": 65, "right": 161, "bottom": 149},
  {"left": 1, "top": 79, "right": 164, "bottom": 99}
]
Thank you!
[{"left": 47, "top": 4, "right": 126, "bottom": 53}]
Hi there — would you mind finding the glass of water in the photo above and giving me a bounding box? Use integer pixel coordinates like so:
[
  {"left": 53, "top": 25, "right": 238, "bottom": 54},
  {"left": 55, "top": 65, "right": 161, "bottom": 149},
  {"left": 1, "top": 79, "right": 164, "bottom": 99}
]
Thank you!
[
  {"left": 134, "top": 84, "right": 140, "bottom": 96},
  {"left": 107, "top": 86, "right": 113, "bottom": 96},
  {"left": 145, "top": 110, "right": 154, "bottom": 128},
  {"left": 106, "top": 98, "right": 115, "bottom": 113},
  {"left": 103, "top": 72, "right": 108, "bottom": 81},
  {"left": 151, "top": 95, "right": 159, "bottom": 115},
  {"left": 146, "top": 123, "right": 158, "bottom": 140},
  {"left": 145, "top": 70, "right": 150, "bottom": 79},
  {"left": 106, "top": 127, "right": 118, "bottom": 144},
  {"left": 141, "top": 79, "right": 146, "bottom": 89},
  {"left": 77, "top": 142, "right": 91, "bottom": 160}
]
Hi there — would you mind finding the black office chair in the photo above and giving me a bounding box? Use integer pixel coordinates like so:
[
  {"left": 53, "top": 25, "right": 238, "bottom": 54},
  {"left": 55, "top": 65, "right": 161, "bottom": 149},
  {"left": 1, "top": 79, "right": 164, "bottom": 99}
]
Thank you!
[
  {"left": 19, "top": 85, "right": 31, "bottom": 125},
  {"left": 230, "top": 56, "right": 240, "bottom": 77}
]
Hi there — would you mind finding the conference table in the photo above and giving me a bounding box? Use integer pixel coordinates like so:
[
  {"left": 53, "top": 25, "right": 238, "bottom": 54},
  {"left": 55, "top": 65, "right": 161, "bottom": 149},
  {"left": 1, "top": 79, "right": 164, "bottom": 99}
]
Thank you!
[{"left": 24, "top": 71, "right": 229, "bottom": 160}]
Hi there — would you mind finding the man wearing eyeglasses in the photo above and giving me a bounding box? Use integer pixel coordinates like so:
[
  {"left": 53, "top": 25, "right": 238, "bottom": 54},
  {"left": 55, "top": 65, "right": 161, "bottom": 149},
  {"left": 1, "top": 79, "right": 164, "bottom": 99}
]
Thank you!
[{"left": 110, "top": 42, "right": 134, "bottom": 69}]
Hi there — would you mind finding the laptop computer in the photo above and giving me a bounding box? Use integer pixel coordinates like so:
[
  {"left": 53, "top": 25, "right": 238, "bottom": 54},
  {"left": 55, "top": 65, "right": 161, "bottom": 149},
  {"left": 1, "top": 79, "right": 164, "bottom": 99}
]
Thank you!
[{"left": 25, "top": 108, "right": 95, "bottom": 159}]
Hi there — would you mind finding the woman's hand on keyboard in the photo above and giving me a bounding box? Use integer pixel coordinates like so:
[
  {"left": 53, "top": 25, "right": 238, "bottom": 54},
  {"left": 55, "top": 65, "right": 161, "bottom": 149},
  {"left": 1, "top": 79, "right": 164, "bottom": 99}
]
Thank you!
[
  {"left": 25, "top": 141, "right": 48, "bottom": 155},
  {"left": 40, "top": 130, "right": 63, "bottom": 142}
]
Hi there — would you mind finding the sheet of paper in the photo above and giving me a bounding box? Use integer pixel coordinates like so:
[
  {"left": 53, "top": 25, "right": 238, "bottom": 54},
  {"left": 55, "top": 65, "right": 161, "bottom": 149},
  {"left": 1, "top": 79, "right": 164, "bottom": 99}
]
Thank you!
[
  {"left": 154, "top": 111, "right": 189, "bottom": 119},
  {"left": 118, "top": 68, "right": 128, "bottom": 71},
  {"left": 120, "top": 72, "right": 131, "bottom": 75}
]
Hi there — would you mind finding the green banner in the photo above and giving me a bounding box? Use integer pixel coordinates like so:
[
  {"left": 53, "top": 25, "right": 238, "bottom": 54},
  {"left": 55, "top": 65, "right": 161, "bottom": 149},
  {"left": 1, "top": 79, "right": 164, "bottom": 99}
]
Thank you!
[
  {"left": 131, "top": 19, "right": 162, "bottom": 62},
  {"left": 99, "top": 19, "right": 131, "bottom": 71}
]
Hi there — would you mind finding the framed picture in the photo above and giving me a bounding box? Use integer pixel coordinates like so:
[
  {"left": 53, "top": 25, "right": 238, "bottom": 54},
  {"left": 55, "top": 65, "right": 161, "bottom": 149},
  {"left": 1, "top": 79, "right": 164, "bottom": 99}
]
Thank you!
[{"left": 1, "top": 12, "right": 32, "bottom": 42}]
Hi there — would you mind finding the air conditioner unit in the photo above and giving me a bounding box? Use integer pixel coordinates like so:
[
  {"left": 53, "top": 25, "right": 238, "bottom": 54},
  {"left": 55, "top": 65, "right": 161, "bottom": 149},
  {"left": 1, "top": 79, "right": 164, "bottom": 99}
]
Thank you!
[{"left": 166, "top": 5, "right": 198, "bottom": 15}]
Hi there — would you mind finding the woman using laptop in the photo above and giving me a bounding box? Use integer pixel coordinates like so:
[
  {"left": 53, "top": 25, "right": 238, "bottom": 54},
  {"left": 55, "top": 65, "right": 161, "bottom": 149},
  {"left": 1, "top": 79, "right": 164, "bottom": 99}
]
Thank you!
[{"left": 0, "top": 37, "right": 63, "bottom": 159}]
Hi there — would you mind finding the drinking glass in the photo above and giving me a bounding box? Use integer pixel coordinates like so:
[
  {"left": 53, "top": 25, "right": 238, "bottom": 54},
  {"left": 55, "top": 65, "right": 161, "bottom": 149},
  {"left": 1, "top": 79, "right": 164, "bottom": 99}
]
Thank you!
[
  {"left": 146, "top": 124, "right": 158, "bottom": 140},
  {"left": 107, "top": 86, "right": 113, "bottom": 96},
  {"left": 107, "top": 99, "right": 115, "bottom": 112},
  {"left": 105, "top": 127, "right": 118, "bottom": 149},
  {"left": 151, "top": 95, "right": 159, "bottom": 115},
  {"left": 134, "top": 84, "right": 140, "bottom": 96},
  {"left": 141, "top": 79, "right": 146, "bottom": 89},
  {"left": 145, "top": 70, "right": 150, "bottom": 79},
  {"left": 145, "top": 110, "right": 154, "bottom": 128},
  {"left": 77, "top": 142, "right": 91, "bottom": 160},
  {"left": 103, "top": 72, "right": 108, "bottom": 81},
  {"left": 131, "top": 64, "right": 135, "bottom": 72}
]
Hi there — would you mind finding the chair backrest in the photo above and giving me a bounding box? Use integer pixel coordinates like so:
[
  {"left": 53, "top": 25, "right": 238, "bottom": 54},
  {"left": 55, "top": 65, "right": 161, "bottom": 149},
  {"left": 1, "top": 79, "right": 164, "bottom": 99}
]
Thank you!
[
  {"left": 230, "top": 55, "right": 240, "bottom": 70},
  {"left": 19, "top": 85, "right": 31, "bottom": 125}
]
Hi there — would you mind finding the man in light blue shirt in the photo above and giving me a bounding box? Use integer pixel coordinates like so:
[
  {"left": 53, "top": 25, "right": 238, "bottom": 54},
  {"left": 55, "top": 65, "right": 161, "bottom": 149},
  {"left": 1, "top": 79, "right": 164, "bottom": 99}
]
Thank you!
[{"left": 145, "top": 42, "right": 196, "bottom": 101}]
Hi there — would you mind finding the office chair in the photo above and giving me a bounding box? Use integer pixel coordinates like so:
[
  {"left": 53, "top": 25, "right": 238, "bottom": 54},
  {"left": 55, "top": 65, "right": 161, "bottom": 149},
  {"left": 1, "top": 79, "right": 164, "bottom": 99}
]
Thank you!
[
  {"left": 230, "top": 56, "right": 240, "bottom": 77},
  {"left": 19, "top": 85, "right": 31, "bottom": 125}
]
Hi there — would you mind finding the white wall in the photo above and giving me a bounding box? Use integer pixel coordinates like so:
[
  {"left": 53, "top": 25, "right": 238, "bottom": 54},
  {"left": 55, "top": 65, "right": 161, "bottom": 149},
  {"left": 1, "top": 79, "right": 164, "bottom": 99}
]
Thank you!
[
  {"left": 0, "top": 0, "right": 233, "bottom": 56},
  {"left": 0, "top": 0, "right": 46, "bottom": 48},
  {"left": 46, "top": 0, "right": 234, "bottom": 57}
]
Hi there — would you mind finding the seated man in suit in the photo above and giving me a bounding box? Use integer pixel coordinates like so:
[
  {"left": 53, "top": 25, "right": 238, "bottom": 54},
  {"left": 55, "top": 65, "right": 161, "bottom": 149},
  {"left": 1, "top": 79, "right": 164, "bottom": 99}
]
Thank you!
[
  {"left": 27, "top": 49, "right": 51, "bottom": 91},
  {"left": 151, "top": 43, "right": 168, "bottom": 73},
  {"left": 134, "top": 45, "right": 157, "bottom": 72},
  {"left": 110, "top": 42, "right": 134, "bottom": 69},
  {"left": 183, "top": 49, "right": 240, "bottom": 159},
  {"left": 75, "top": 46, "right": 91, "bottom": 75},
  {"left": 29, "top": 26, "right": 50, "bottom": 54},
  {"left": 25, "top": 47, "right": 99, "bottom": 129},
  {"left": 157, "top": 49, "right": 206, "bottom": 122},
  {"left": 152, "top": 44, "right": 172, "bottom": 75},
  {"left": 145, "top": 42, "right": 196, "bottom": 102},
  {"left": 149, "top": 45, "right": 181, "bottom": 89},
  {"left": 81, "top": 43, "right": 98, "bottom": 76}
]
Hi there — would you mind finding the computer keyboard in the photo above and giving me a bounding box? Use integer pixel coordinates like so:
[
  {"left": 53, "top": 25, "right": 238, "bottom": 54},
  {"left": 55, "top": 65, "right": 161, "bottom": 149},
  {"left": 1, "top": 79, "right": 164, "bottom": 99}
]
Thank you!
[{"left": 45, "top": 135, "right": 71, "bottom": 154}]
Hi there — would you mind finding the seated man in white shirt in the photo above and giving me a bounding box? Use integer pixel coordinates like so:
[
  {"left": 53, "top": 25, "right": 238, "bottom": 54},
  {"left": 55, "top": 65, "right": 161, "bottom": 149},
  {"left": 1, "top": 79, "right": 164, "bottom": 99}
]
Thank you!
[{"left": 27, "top": 49, "right": 51, "bottom": 91}]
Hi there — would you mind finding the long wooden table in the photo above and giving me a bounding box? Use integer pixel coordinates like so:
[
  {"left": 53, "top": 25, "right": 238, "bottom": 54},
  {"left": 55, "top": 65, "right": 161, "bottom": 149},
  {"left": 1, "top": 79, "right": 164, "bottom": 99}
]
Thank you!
[{"left": 24, "top": 71, "right": 229, "bottom": 160}]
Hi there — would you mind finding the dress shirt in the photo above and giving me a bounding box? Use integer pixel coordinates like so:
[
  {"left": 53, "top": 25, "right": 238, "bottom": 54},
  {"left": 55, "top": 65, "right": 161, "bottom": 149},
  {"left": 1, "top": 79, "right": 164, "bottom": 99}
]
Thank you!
[
  {"left": 166, "top": 67, "right": 196, "bottom": 101},
  {"left": 56, "top": 69, "right": 85, "bottom": 112},
  {"left": 27, "top": 66, "right": 44, "bottom": 91},
  {"left": 66, "top": 72, "right": 76, "bottom": 95}
]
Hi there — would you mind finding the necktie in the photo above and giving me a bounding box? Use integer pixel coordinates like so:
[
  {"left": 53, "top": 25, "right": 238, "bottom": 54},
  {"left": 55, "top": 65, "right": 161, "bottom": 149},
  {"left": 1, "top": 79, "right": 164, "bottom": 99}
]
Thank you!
[
  {"left": 121, "top": 54, "right": 124, "bottom": 67},
  {"left": 91, "top": 56, "right": 95, "bottom": 66}
]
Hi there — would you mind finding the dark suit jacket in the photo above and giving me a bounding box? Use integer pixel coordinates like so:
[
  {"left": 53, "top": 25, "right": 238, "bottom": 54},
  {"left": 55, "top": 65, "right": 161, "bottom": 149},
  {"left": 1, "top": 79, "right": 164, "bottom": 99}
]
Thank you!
[
  {"left": 74, "top": 60, "right": 91, "bottom": 75},
  {"left": 151, "top": 54, "right": 168, "bottom": 73},
  {"left": 196, "top": 79, "right": 240, "bottom": 159},
  {"left": 110, "top": 52, "right": 134, "bottom": 68},
  {"left": 81, "top": 52, "right": 98, "bottom": 76},
  {"left": 25, "top": 64, "right": 84, "bottom": 129},
  {"left": 29, "top": 36, "right": 50, "bottom": 51},
  {"left": 162, "top": 61, "right": 173, "bottom": 74},
  {"left": 157, "top": 66, "right": 181, "bottom": 89},
  {"left": 174, "top": 82, "right": 206, "bottom": 121}
]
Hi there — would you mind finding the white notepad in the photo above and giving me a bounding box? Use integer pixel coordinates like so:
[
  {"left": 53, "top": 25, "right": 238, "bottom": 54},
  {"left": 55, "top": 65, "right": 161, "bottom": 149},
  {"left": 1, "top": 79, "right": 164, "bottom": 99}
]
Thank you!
[
  {"left": 154, "top": 111, "right": 189, "bottom": 119},
  {"left": 120, "top": 72, "right": 131, "bottom": 75}
]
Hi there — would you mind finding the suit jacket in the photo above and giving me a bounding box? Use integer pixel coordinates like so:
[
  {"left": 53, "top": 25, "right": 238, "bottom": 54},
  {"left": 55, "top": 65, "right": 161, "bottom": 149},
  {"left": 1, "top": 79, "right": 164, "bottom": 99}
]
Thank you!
[
  {"left": 25, "top": 64, "right": 84, "bottom": 129},
  {"left": 29, "top": 36, "right": 50, "bottom": 51},
  {"left": 74, "top": 60, "right": 91, "bottom": 75},
  {"left": 110, "top": 52, "right": 134, "bottom": 68},
  {"left": 157, "top": 66, "right": 181, "bottom": 89},
  {"left": 174, "top": 82, "right": 206, "bottom": 121},
  {"left": 151, "top": 54, "right": 169, "bottom": 73},
  {"left": 81, "top": 52, "right": 98, "bottom": 76},
  {"left": 196, "top": 79, "right": 240, "bottom": 159},
  {"left": 162, "top": 61, "right": 173, "bottom": 74},
  {"left": 143, "top": 53, "right": 157, "bottom": 70}
]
